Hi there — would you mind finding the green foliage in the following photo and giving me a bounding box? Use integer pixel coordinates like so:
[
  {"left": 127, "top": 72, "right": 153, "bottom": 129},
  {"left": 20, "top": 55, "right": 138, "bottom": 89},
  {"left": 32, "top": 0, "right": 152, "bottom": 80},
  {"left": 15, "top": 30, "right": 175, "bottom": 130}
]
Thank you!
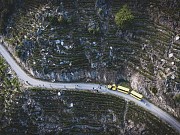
[
  {"left": 46, "top": 15, "right": 73, "bottom": 25},
  {"left": 57, "top": 16, "right": 64, "bottom": 23},
  {"left": 97, "top": 8, "right": 103, "bottom": 15},
  {"left": 0, "top": 56, "right": 20, "bottom": 120},
  {"left": 119, "top": 81, "right": 131, "bottom": 88},
  {"left": 151, "top": 87, "right": 158, "bottom": 95},
  {"left": 115, "top": 4, "right": 134, "bottom": 28},
  {"left": 67, "top": 17, "right": 73, "bottom": 24},
  {"left": 0, "top": 57, "right": 20, "bottom": 91},
  {"left": 174, "top": 94, "right": 180, "bottom": 104},
  {"left": 46, "top": 15, "right": 58, "bottom": 25},
  {"left": 88, "top": 25, "right": 100, "bottom": 35}
]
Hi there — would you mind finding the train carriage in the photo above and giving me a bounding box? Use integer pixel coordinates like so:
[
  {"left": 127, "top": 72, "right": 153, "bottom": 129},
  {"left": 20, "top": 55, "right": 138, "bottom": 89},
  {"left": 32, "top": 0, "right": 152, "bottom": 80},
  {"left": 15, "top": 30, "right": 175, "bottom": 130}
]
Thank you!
[
  {"left": 117, "top": 85, "right": 130, "bottom": 94},
  {"left": 130, "top": 90, "right": 143, "bottom": 100}
]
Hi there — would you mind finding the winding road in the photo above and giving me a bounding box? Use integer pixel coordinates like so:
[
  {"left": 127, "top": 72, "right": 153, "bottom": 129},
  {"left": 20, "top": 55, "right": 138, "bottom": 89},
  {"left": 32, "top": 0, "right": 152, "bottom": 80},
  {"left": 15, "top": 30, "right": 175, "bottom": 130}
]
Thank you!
[{"left": 0, "top": 42, "right": 180, "bottom": 133}]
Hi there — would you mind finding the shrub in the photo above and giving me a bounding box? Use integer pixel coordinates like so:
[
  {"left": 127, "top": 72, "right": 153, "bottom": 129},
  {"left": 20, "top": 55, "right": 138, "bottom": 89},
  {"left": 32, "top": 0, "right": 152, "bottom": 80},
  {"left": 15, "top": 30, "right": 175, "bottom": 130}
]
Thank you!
[
  {"left": 151, "top": 87, "right": 158, "bottom": 95},
  {"left": 57, "top": 15, "right": 64, "bottom": 23},
  {"left": 115, "top": 4, "right": 134, "bottom": 28}
]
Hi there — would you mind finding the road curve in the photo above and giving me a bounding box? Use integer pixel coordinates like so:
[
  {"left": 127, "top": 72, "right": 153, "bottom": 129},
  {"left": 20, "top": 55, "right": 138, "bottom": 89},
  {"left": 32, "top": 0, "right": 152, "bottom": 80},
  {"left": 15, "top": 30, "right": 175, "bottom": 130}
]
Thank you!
[{"left": 0, "top": 43, "right": 180, "bottom": 133}]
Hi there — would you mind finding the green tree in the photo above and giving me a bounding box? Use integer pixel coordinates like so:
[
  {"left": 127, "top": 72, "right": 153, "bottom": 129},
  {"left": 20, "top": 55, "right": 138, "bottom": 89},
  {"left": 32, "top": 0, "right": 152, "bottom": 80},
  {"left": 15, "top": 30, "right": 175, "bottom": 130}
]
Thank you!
[
  {"left": 115, "top": 4, "right": 134, "bottom": 28},
  {"left": 151, "top": 87, "right": 158, "bottom": 95}
]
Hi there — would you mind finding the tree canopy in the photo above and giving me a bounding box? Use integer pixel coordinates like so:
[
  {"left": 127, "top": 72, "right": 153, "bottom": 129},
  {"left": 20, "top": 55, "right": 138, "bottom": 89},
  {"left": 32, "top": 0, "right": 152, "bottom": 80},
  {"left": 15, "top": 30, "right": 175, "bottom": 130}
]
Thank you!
[{"left": 115, "top": 4, "right": 134, "bottom": 28}]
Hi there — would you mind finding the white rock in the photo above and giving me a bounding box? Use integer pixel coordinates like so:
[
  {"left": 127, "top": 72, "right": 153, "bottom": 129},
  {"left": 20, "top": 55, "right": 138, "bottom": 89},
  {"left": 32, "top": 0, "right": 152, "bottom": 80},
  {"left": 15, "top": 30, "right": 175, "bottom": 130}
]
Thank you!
[
  {"left": 70, "top": 103, "right": 73, "bottom": 107},
  {"left": 58, "top": 92, "right": 61, "bottom": 96},
  {"left": 61, "top": 41, "right": 64, "bottom": 46},
  {"left": 159, "top": 96, "right": 162, "bottom": 101},
  {"left": 175, "top": 35, "right": 179, "bottom": 41},
  {"left": 171, "top": 74, "right": 175, "bottom": 79},
  {"left": 64, "top": 45, "right": 69, "bottom": 49},
  {"left": 41, "top": 49, "right": 45, "bottom": 52},
  {"left": 168, "top": 53, "right": 173, "bottom": 58},
  {"left": 161, "top": 59, "right": 165, "bottom": 62},
  {"left": 45, "top": 6, "right": 50, "bottom": 9},
  {"left": 70, "top": 72, "right": 74, "bottom": 75},
  {"left": 55, "top": 40, "right": 60, "bottom": 44}
]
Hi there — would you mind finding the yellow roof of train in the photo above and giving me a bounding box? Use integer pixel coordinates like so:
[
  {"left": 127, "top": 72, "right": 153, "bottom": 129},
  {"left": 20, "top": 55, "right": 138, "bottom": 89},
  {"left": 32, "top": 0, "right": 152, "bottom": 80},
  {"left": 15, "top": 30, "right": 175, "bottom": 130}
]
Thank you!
[
  {"left": 130, "top": 90, "right": 143, "bottom": 98},
  {"left": 117, "top": 85, "right": 130, "bottom": 91}
]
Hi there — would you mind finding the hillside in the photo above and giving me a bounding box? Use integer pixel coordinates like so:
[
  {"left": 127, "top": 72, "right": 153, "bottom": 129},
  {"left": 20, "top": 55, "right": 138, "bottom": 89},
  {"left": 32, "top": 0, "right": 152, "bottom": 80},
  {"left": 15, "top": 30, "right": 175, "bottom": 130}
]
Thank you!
[
  {"left": 0, "top": 89, "right": 179, "bottom": 134},
  {"left": 1, "top": 0, "right": 180, "bottom": 119},
  {"left": 0, "top": 55, "right": 20, "bottom": 129}
]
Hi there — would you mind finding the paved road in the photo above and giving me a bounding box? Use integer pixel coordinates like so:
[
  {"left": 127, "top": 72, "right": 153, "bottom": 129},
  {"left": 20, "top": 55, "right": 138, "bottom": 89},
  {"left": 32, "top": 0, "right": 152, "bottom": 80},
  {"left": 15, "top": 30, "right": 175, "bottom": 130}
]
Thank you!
[{"left": 0, "top": 43, "right": 180, "bottom": 133}]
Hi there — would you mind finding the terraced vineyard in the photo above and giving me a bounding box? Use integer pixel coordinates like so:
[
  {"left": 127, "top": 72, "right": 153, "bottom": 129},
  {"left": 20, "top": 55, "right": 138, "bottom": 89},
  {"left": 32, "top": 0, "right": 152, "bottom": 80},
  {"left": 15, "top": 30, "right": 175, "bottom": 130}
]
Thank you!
[
  {"left": 4, "top": 0, "right": 180, "bottom": 118},
  {"left": 5, "top": 0, "right": 179, "bottom": 82},
  {"left": 0, "top": 55, "right": 21, "bottom": 132},
  {"left": 0, "top": 89, "right": 178, "bottom": 134}
]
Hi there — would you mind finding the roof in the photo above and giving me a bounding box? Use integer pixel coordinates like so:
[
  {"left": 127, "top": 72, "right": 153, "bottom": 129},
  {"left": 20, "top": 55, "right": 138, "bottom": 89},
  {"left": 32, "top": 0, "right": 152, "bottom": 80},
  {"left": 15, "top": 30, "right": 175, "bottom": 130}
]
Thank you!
[
  {"left": 130, "top": 90, "right": 143, "bottom": 98},
  {"left": 117, "top": 85, "right": 130, "bottom": 91}
]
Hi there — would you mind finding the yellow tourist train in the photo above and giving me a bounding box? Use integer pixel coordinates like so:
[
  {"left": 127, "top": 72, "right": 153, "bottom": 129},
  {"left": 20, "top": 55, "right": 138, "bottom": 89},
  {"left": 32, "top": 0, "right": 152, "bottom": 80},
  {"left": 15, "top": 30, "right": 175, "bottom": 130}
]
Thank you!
[
  {"left": 130, "top": 90, "right": 143, "bottom": 100},
  {"left": 107, "top": 84, "right": 143, "bottom": 100}
]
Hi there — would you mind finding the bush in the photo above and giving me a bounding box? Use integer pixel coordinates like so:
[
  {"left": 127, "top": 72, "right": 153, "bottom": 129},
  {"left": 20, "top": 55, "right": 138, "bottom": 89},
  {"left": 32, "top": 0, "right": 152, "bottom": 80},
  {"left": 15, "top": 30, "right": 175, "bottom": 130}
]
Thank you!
[
  {"left": 174, "top": 94, "right": 180, "bottom": 104},
  {"left": 47, "top": 15, "right": 58, "bottom": 25},
  {"left": 87, "top": 21, "right": 100, "bottom": 35},
  {"left": 57, "top": 15, "right": 64, "bottom": 23},
  {"left": 115, "top": 4, "right": 134, "bottom": 28},
  {"left": 151, "top": 87, "right": 158, "bottom": 95}
]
